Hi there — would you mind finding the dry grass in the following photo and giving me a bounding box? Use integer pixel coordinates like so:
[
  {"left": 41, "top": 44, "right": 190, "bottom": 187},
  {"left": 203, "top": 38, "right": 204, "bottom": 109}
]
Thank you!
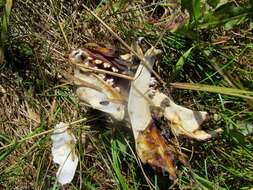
[{"left": 1, "top": 0, "right": 253, "bottom": 189}]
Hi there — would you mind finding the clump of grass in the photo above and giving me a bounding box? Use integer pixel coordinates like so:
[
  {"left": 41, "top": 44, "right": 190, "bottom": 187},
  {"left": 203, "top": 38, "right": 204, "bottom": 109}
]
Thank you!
[
  {"left": 0, "top": 0, "right": 13, "bottom": 62},
  {"left": 1, "top": 0, "right": 253, "bottom": 189}
]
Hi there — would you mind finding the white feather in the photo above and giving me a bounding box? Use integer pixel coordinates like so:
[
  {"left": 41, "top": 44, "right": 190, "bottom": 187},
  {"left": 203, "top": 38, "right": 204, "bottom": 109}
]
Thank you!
[{"left": 51, "top": 122, "right": 78, "bottom": 185}]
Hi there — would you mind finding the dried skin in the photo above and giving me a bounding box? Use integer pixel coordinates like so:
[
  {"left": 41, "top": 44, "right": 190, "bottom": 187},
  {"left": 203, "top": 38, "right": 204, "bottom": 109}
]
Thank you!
[
  {"left": 136, "top": 122, "right": 178, "bottom": 180},
  {"left": 85, "top": 43, "right": 115, "bottom": 57}
]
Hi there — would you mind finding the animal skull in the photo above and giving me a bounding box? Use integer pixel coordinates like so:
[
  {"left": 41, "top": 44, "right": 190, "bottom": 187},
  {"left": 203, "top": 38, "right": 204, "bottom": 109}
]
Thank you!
[{"left": 68, "top": 43, "right": 221, "bottom": 179}]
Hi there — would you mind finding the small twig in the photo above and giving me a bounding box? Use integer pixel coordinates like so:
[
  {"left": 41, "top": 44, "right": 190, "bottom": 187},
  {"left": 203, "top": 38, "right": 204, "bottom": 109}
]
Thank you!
[
  {"left": 68, "top": 118, "right": 87, "bottom": 126},
  {"left": 51, "top": 47, "right": 65, "bottom": 56},
  {"left": 0, "top": 118, "right": 88, "bottom": 151},
  {"left": 124, "top": 137, "right": 155, "bottom": 190},
  {"left": 75, "top": 63, "right": 134, "bottom": 81},
  {"left": 44, "top": 82, "right": 72, "bottom": 93},
  {"left": 49, "top": 0, "right": 70, "bottom": 50},
  {"left": 82, "top": 5, "right": 166, "bottom": 86}
]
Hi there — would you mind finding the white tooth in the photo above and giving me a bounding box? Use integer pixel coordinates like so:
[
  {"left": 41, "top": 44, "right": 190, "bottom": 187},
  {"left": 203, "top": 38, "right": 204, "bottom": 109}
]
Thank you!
[
  {"left": 106, "top": 78, "right": 114, "bottom": 86},
  {"left": 84, "top": 61, "right": 89, "bottom": 66},
  {"left": 87, "top": 57, "right": 93, "bottom": 60},
  {"left": 120, "top": 53, "right": 131, "bottom": 61},
  {"left": 93, "top": 66, "right": 98, "bottom": 69},
  {"left": 94, "top": 59, "right": 102, "bottom": 64},
  {"left": 115, "top": 87, "right": 120, "bottom": 92},
  {"left": 98, "top": 74, "right": 106, "bottom": 79},
  {"left": 149, "top": 77, "right": 157, "bottom": 86},
  {"left": 103, "top": 62, "right": 111, "bottom": 68},
  {"left": 112, "top": 67, "right": 119, "bottom": 72}
]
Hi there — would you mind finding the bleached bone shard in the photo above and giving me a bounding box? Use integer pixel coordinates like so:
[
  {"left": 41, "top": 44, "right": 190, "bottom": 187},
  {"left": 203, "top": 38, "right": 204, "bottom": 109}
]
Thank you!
[
  {"left": 76, "top": 87, "right": 125, "bottom": 121},
  {"left": 128, "top": 46, "right": 184, "bottom": 179},
  {"left": 151, "top": 92, "right": 220, "bottom": 140},
  {"left": 51, "top": 122, "right": 78, "bottom": 185},
  {"left": 128, "top": 47, "right": 162, "bottom": 139},
  {"left": 70, "top": 49, "right": 126, "bottom": 101}
]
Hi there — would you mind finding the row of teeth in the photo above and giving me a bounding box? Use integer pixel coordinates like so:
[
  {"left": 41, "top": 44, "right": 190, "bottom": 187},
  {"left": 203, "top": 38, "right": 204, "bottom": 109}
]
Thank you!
[
  {"left": 85, "top": 58, "right": 119, "bottom": 72},
  {"left": 98, "top": 74, "right": 120, "bottom": 92},
  {"left": 106, "top": 78, "right": 121, "bottom": 92},
  {"left": 72, "top": 51, "right": 120, "bottom": 73},
  {"left": 73, "top": 52, "right": 121, "bottom": 92}
]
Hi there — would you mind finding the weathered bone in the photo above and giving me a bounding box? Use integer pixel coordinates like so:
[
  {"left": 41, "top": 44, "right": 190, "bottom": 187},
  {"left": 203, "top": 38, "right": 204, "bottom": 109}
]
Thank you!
[
  {"left": 74, "top": 68, "right": 125, "bottom": 104},
  {"left": 69, "top": 43, "right": 221, "bottom": 180},
  {"left": 151, "top": 92, "right": 215, "bottom": 140},
  {"left": 128, "top": 47, "right": 161, "bottom": 139},
  {"left": 127, "top": 47, "right": 186, "bottom": 179},
  {"left": 76, "top": 87, "right": 125, "bottom": 120},
  {"left": 70, "top": 50, "right": 127, "bottom": 121},
  {"left": 127, "top": 45, "right": 221, "bottom": 179}
]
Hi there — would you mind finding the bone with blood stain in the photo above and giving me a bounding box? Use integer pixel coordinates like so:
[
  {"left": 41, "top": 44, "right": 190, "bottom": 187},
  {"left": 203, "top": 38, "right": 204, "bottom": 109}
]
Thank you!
[{"left": 127, "top": 46, "right": 220, "bottom": 179}]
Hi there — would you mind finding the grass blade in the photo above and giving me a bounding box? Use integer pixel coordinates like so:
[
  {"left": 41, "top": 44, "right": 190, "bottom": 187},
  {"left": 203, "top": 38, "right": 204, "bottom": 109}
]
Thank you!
[
  {"left": 171, "top": 83, "right": 253, "bottom": 100},
  {"left": 175, "top": 46, "right": 194, "bottom": 73},
  {"left": 111, "top": 140, "right": 129, "bottom": 190},
  {"left": 193, "top": 0, "right": 201, "bottom": 20},
  {"left": 0, "top": 0, "right": 13, "bottom": 62}
]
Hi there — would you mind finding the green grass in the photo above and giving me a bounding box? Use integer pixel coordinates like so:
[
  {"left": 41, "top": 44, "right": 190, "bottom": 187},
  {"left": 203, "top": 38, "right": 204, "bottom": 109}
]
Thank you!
[{"left": 1, "top": 0, "right": 253, "bottom": 189}]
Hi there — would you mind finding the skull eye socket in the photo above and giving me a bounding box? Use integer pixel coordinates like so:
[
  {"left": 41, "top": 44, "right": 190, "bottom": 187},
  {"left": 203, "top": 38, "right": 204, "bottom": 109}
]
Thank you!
[
  {"left": 80, "top": 54, "right": 86, "bottom": 60},
  {"left": 72, "top": 50, "right": 87, "bottom": 61},
  {"left": 74, "top": 51, "right": 79, "bottom": 56}
]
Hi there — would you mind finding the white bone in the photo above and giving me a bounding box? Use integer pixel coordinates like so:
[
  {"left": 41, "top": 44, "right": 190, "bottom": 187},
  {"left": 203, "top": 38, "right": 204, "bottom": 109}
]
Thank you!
[{"left": 76, "top": 87, "right": 125, "bottom": 121}]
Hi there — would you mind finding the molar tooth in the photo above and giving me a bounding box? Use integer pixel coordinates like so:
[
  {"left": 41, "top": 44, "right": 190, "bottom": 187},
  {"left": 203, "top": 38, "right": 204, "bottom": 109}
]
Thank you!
[
  {"left": 94, "top": 59, "right": 103, "bottom": 64},
  {"left": 112, "top": 67, "right": 119, "bottom": 72},
  {"left": 149, "top": 77, "right": 157, "bottom": 86},
  {"left": 103, "top": 62, "right": 111, "bottom": 68},
  {"left": 98, "top": 74, "right": 106, "bottom": 79},
  {"left": 106, "top": 78, "right": 114, "bottom": 86},
  {"left": 120, "top": 53, "right": 131, "bottom": 61},
  {"left": 84, "top": 61, "right": 89, "bottom": 66},
  {"left": 115, "top": 87, "right": 121, "bottom": 92}
]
